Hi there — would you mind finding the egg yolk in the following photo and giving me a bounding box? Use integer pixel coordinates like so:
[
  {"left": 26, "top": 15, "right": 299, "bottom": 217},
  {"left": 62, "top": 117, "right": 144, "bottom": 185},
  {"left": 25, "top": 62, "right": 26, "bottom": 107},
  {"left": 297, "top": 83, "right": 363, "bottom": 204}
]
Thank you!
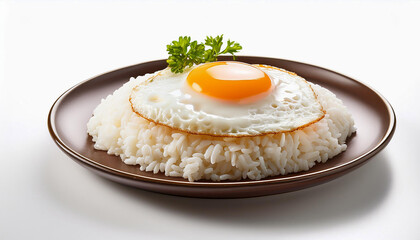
[{"left": 186, "top": 61, "right": 273, "bottom": 104}]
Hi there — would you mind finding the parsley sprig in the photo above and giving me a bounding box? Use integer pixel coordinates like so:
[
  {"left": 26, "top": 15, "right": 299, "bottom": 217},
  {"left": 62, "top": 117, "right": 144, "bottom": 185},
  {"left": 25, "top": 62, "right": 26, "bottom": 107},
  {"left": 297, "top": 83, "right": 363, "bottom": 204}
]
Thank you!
[{"left": 166, "top": 35, "right": 242, "bottom": 73}]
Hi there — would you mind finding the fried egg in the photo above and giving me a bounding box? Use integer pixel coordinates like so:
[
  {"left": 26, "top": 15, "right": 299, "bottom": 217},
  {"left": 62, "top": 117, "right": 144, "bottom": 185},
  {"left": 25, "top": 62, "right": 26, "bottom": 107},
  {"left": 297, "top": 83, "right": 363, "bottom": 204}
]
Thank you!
[{"left": 129, "top": 61, "right": 325, "bottom": 137}]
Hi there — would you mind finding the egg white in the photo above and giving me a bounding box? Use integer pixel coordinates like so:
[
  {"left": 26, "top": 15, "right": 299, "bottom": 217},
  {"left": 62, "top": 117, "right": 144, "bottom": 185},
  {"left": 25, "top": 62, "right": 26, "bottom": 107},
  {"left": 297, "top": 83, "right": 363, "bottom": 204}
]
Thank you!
[{"left": 129, "top": 63, "right": 325, "bottom": 137}]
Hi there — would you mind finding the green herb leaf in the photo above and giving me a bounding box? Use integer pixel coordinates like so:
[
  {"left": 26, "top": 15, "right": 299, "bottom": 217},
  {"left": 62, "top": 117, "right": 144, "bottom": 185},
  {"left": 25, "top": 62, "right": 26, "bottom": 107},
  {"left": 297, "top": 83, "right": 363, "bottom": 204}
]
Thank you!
[{"left": 166, "top": 35, "right": 242, "bottom": 73}]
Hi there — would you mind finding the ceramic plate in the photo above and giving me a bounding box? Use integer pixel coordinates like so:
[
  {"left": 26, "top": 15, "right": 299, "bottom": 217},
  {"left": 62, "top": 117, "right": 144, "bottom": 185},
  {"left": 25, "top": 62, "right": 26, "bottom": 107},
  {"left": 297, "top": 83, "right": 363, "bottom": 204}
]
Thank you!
[{"left": 48, "top": 56, "right": 396, "bottom": 198}]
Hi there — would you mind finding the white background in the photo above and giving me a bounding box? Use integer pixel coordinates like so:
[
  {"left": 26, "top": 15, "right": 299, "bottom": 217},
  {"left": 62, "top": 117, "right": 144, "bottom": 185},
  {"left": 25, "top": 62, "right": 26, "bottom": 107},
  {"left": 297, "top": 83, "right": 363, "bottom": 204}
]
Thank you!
[{"left": 1, "top": 0, "right": 419, "bottom": 239}]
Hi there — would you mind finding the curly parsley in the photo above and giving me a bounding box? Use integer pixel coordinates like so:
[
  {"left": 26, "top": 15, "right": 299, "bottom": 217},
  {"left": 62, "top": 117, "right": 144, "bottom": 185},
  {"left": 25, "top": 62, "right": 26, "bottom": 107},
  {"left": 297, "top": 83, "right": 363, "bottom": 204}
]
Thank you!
[{"left": 166, "top": 35, "right": 242, "bottom": 73}]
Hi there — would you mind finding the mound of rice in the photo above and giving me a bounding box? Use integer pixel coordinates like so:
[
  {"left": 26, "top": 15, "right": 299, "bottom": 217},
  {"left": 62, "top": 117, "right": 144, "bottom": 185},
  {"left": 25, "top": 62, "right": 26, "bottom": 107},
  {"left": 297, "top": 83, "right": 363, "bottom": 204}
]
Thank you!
[{"left": 87, "top": 71, "right": 355, "bottom": 182}]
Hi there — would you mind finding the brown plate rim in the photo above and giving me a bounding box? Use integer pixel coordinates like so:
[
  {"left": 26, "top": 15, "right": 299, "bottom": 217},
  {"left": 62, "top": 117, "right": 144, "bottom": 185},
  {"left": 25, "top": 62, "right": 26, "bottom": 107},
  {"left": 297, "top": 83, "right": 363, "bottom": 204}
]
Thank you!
[{"left": 48, "top": 56, "right": 396, "bottom": 188}]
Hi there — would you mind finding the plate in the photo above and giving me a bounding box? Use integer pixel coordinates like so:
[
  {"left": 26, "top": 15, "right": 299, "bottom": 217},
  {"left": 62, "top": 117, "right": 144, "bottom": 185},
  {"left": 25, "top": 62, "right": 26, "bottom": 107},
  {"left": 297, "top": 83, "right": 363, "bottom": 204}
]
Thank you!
[{"left": 48, "top": 56, "right": 396, "bottom": 198}]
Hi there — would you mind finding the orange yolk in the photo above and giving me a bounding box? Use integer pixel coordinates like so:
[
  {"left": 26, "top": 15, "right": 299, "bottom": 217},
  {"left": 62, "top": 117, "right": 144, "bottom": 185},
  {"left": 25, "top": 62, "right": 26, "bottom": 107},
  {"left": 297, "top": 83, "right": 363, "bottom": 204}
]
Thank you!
[{"left": 186, "top": 61, "right": 273, "bottom": 104}]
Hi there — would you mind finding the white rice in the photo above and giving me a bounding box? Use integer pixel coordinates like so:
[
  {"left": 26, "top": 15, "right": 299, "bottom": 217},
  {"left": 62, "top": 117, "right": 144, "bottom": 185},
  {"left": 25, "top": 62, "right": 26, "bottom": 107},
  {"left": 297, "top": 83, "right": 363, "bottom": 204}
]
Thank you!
[{"left": 87, "top": 73, "right": 356, "bottom": 182}]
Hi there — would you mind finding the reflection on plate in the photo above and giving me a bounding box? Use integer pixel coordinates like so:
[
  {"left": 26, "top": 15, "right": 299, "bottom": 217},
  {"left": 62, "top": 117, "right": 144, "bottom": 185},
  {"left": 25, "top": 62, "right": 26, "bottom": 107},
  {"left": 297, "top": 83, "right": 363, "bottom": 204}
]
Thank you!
[{"left": 48, "top": 56, "right": 396, "bottom": 198}]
